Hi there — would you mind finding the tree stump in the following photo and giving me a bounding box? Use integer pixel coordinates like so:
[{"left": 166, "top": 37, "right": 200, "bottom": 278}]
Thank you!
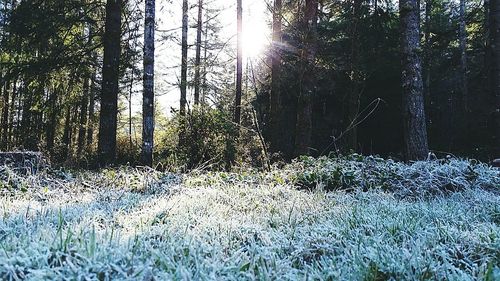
[{"left": 0, "top": 152, "right": 49, "bottom": 174}]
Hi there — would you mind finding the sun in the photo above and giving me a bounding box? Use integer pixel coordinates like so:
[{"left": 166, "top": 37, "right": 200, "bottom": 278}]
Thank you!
[{"left": 242, "top": 17, "right": 269, "bottom": 58}]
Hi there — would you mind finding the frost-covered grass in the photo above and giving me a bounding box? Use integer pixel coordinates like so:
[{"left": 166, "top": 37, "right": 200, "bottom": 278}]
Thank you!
[{"left": 0, "top": 158, "right": 499, "bottom": 280}]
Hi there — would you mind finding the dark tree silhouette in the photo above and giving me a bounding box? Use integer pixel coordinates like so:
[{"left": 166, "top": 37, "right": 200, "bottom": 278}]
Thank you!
[
  {"left": 294, "top": 0, "right": 318, "bottom": 157},
  {"left": 194, "top": 0, "right": 203, "bottom": 106},
  {"left": 269, "top": 0, "right": 282, "bottom": 153},
  {"left": 180, "top": 0, "right": 188, "bottom": 115},
  {"left": 400, "top": 0, "right": 429, "bottom": 160},
  {"left": 233, "top": 0, "right": 243, "bottom": 126},
  {"left": 142, "top": 0, "right": 155, "bottom": 166},
  {"left": 98, "top": 0, "right": 122, "bottom": 165}
]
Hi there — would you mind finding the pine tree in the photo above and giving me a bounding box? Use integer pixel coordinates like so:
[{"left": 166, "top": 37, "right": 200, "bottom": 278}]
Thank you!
[
  {"left": 269, "top": 0, "right": 282, "bottom": 153},
  {"left": 142, "top": 0, "right": 155, "bottom": 166},
  {"left": 294, "top": 0, "right": 318, "bottom": 157},
  {"left": 233, "top": 0, "right": 243, "bottom": 126},
  {"left": 98, "top": 0, "right": 122, "bottom": 165},
  {"left": 400, "top": 0, "right": 429, "bottom": 160},
  {"left": 194, "top": 0, "right": 203, "bottom": 106},
  {"left": 180, "top": 0, "right": 188, "bottom": 115}
]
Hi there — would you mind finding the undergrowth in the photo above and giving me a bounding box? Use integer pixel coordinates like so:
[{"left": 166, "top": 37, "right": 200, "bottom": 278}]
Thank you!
[
  {"left": 0, "top": 156, "right": 499, "bottom": 280},
  {"left": 289, "top": 154, "right": 499, "bottom": 198}
]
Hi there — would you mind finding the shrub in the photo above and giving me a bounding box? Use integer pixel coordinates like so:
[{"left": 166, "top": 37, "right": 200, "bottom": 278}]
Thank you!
[
  {"left": 155, "top": 108, "right": 236, "bottom": 171},
  {"left": 289, "top": 154, "right": 500, "bottom": 198}
]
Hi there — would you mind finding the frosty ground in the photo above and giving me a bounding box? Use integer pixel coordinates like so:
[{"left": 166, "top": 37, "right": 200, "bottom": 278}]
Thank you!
[{"left": 0, "top": 156, "right": 499, "bottom": 280}]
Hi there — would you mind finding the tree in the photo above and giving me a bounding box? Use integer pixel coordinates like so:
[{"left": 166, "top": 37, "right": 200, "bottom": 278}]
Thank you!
[
  {"left": 294, "top": 0, "right": 318, "bottom": 156},
  {"left": 77, "top": 77, "right": 89, "bottom": 157},
  {"left": 400, "top": 0, "right": 429, "bottom": 160},
  {"left": 233, "top": 0, "right": 243, "bottom": 126},
  {"left": 87, "top": 70, "right": 96, "bottom": 149},
  {"left": 142, "top": 0, "right": 155, "bottom": 166},
  {"left": 269, "top": 0, "right": 282, "bottom": 153},
  {"left": 490, "top": 0, "right": 500, "bottom": 155},
  {"left": 345, "top": 0, "right": 364, "bottom": 151},
  {"left": 0, "top": 0, "right": 8, "bottom": 150},
  {"left": 77, "top": 24, "right": 94, "bottom": 157},
  {"left": 180, "top": 0, "right": 188, "bottom": 115},
  {"left": 423, "top": 0, "right": 432, "bottom": 119},
  {"left": 459, "top": 0, "right": 468, "bottom": 113},
  {"left": 98, "top": 0, "right": 122, "bottom": 165},
  {"left": 1, "top": 81, "right": 10, "bottom": 150},
  {"left": 193, "top": 0, "right": 203, "bottom": 106}
]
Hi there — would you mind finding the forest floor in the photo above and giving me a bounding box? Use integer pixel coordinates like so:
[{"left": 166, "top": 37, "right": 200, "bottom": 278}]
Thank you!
[{"left": 0, "top": 156, "right": 499, "bottom": 280}]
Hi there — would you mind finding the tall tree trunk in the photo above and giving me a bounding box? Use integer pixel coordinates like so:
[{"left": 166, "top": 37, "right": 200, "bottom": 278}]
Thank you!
[
  {"left": 1, "top": 79, "right": 9, "bottom": 150},
  {"left": 294, "top": 0, "right": 318, "bottom": 157},
  {"left": 400, "top": 0, "right": 429, "bottom": 160},
  {"left": 0, "top": 75, "right": 3, "bottom": 144},
  {"left": 128, "top": 73, "right": 133, "bottom": 147},
  {"left": 62, "top": 106, "right": 72, "bottom": 159},
  {"left": 423, "top": 0, "right": 432, "bottom": 123},
  {"left": 459, "top": 0, "right": 468, "bottom": 113},
  {"left": 490, "top": 0, "right": 500, "bottom": 156},
  {"left": 70, "top": 105, "right": 80, "bottom": 157},
  {"left": 8, "top": 78, "right": 16, "bottom": 147},
  {"left": 485, "top": 0, "right": 491, "bottom": 97},
  {"left": 98, "top": 0, "right": 122, "bottom": 165},
  {"left": 233, "top": 0, "right": 243, "bottom": 126},
  {"left": 15, "top": 81, "right": 22, "bottom": 145},
  {"left": 77, "top": 78, "right": 89, "bottom": 157},
  {"left": 34, "top": 79, "right": 45, "bottom": 148},
  {"left": 142, "top": 0, "right": 155, "bottom": 167},
  {"left": 87, "top": 71, "right": 96, "bottom": 149},
  {"left": 46, "top": 89, "right": 58, "bottom": 153},
  {"left": 0, "top": 0, "right": 5, "bottom": 146},
  {"left": 346, "top": 0, "right": 363, "bottom": 151},
  {"left": 202, "top": 12, "right": 208, "bottom": 104},
  {"left": 225, "top": 0, "right": 244, "bottom": 168},
  {"left": 20, "top": 88, "right": 33, "bottom": 149},
  {"left": 269, "top": 0, "right": 282, "bottom": 153},
  {"left": 180, "top": 0, "right": 188, "bottom": 115},
  {"left": 486, "top": 0, "right": 490, "bottom": 48},
  {"left": 193, "top": 0, "right": 203, "bottom": 106}
]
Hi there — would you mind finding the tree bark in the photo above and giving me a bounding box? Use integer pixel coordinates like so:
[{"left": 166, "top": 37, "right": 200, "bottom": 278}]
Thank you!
[
  {"left": 485, "top": 0, "right": 491, "bottom": 98},
  {"left": 294, "top": 0, "right": 318, "bottom": 157},
  {"left": 233, "top": 0, "right": 243, "bottom": 126},
  {"left": 423, "top": 0, "right": 432, "bottom": 122},
  {"left": 87, "top": 70, "right": 96, "bottom": 149},
  {"left": 0, "top": 1, "right": 5, "bottom": 147},
  {"left": 269, "top": 0, "right": 282, "bottom": 153},
  {"left": 0, "top": 75, "right": 3, "bottom": 144},
  {"left": 1, "top": 79, "right": 9, "bottom": 150},
  {"left": 202, "top": 11, "right": 208, "bottom": 104},
  {"left": 459, "top": 0, "right": 468, "bottom": 113},
  {"left": 7, "top": 78, "right": 16, "bottom": 146},
  {"left": 62, "top": 106, "right": 72, "bottom": 159},
  {"left": 180, "top": 0, "right": 188, "bottom": 115},
  {"left": 98, "top": 0, "right": 122, "bottom": 165},
  {"left": 14, "top": 81, "right": 22, "bottom": 145},
  {"left": 77, "top": 77, "right": 89, "bottom": 157},
  {"left": 128, "top": 71, "right": 133, "bottom": 147},
  {"left": 46, "top": 89, "right": 58, "bottom": 153},
  {"left": 142, "top": 0, "right": 155, "bottom": 167},
  {"left": 400, "top": 0, "right": 429, "bottom": 160},
  {"left": 193, "top": 0, "right": 203, "bottom": 106},
  {"left": 20, "top": 87, "right": 33, "bottom": 149}
]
